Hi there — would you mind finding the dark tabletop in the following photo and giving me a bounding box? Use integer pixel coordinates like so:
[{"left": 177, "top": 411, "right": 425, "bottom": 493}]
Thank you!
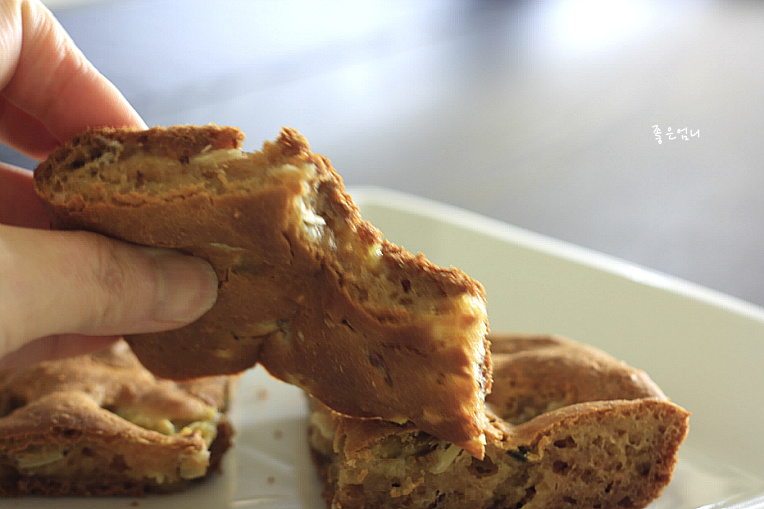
[{"left": 7, "top": 0, "right": 764, "bottom": 310}]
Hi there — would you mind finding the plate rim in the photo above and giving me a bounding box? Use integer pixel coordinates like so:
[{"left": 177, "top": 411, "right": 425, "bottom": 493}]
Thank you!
[{"left": 348, "top": 185, "right": 764, "bottom": 326}]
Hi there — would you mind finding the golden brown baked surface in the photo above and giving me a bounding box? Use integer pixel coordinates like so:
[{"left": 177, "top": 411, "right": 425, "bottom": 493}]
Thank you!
[
  {"left": 33, "top": 125, "right": 491, "bottom": 457},
  {"left": 308, "top": 333, "right": 690, "bottom": 509},
  {"left": 0, "top": 340, "right": 235, "bottom": 496}
]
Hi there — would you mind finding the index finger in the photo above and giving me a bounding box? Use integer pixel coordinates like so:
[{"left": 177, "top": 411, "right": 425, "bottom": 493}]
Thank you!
[{"left": 0, "top": 0, "right": 146, "bottom": 159}]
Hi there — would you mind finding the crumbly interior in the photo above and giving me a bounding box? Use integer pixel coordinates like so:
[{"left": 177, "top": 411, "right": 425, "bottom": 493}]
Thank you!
[
  {"left": 316, "top": 402, "right": 676, "bottom": 509},
  {"left": 0, "top": 438, "right": 209, "bottom": 487},
  {"left": 46, "top": 136, "right": 490, "bottom": 436},
  {"left": 0, "top": 341, "right": 231, "bottom": 495},
  {"left": 36, "top": 127, "right": 492, "bottom": 455},
  {"left": 0, "top": 397, "right": 221, "bottom": 491},
  {"left": 47, "top": 147, "right": 282, "bottom": 199},
  {"left": 308, "top": 336, "right": 689, "bottom": 509},
  {"left": 312, "top": 401, "right": 686, "bottom": 509}
]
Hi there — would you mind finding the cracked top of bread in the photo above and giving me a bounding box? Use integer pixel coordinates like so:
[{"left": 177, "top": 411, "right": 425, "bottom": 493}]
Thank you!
[{"left": 34, "top": 125, "right": 492, "bottom": 457}]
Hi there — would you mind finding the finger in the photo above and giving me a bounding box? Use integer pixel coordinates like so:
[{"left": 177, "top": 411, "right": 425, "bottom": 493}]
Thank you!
[
  {"left": 0, "top": 0, "right": 146, "bottom": 158},
  {"left": 0, "top": 162, "right": 51, "bottom": 228},
  {"left": 0, "top": 95, "right": 59, "bottom": 160},
  {"left": 0, "top": 226, "right": 218, "bottom": 358},
  {"left": 0, "top": 334, "right": 119, "bottom": 370}
]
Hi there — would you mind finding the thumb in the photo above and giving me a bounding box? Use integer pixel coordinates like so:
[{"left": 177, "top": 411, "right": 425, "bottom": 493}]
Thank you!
[{"left": 0, "top": 225, "right": 218, "bottom": 358}]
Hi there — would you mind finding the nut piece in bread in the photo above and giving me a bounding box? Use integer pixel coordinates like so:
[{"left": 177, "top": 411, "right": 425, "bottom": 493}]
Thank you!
[
  {"left": 0, "top": 340, "right": 235, "bottom": 496},
  {"left": 308, "top": 334, "right": 690, "bottom": 509},
  {"left": 33, "top": 125, "right": 491, "bottom": 458}
]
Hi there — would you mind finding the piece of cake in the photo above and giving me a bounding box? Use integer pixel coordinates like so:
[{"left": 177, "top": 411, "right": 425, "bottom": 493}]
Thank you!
[
  {"left": 0, "top": 340, "right": 235, "bottom": 496},
  {"left": 308, "top": 334, "right": 689, "bottom": 509},
  {"left": 33, "top": 125, "right": 491, "bottom": 457}
]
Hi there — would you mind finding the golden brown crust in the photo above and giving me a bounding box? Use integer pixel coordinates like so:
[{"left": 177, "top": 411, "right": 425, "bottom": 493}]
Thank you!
[
  {"left": 33, "top": 125, "right": 491, "bottom": 457},
  {"left": 487, "top": 333, "right": 667, "bottom": 425},
  {"left": 0, "top": 341, "right": 235, "bottom": 497},
  {"left": 308, "top": 333, "right": 690, "bottom": 509}
]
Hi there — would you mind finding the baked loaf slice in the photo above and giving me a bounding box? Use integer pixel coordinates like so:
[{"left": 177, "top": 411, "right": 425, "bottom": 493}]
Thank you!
[
  {"left": 33, "top": 125, "right": 491, "bottom": 457},
  {"left": 308, "top": 334, "right": 690, "bottom": 509},
  {"left": 0, "top": 340, "right": 235, "bottom": 496}
]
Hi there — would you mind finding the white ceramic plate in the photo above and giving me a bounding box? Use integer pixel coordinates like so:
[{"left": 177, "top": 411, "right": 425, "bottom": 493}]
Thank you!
[{"left": 9, "top": 187, "right": 764, "bottom": 508}]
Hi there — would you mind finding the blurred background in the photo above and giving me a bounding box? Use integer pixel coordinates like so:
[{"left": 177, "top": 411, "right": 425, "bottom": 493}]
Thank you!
[{"left": 8, "top": 0, "right": 764, "bottom": 309}]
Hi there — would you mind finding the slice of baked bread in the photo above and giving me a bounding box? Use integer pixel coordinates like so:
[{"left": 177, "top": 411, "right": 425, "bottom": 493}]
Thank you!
[
  {"left": 33, "top": 125, "right": 491, "bottom": 457},
  {"left": 308, "top": 333, "right": 689, "bottom": 509},
  {"left": 0, "top": 340, "right": 235, "bottom": 496}
]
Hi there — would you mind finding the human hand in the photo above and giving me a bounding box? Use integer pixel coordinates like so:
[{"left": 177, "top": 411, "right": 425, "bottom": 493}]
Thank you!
[{"left": 0, "top": 1, "right": 218, "bottom": 368}]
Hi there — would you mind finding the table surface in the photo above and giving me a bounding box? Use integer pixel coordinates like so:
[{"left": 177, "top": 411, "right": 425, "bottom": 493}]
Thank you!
[{"left": 7, "top": 0, "right": 764, "bottom": 311}]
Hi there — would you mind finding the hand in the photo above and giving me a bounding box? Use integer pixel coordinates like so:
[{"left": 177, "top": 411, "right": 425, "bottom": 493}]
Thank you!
[{"left": 0, "top": 1, "right": 218, "bottom": 368}]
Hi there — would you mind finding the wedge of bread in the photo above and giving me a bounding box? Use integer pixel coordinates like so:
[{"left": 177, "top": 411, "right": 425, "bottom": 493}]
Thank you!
[
  {"left": 309, "top": 334, "right": 689, "bottom": 509},
  {"left": 0, "top": 340, "right": 234, "bottom": 496},
  {"left": 33, "top": 125, "right": 491, "bottom": 457}
]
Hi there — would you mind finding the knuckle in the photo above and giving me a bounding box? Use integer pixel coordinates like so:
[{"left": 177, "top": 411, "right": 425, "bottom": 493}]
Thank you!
[
  {"left": 77, "top": 233, "right": 135, "bottom": 331},
  {"left": 0, "top": 232, "right": 31, "bottom": 352}
]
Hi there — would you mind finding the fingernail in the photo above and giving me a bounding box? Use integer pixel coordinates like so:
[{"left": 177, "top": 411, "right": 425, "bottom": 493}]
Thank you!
[{"left": 148, "top": 250, "right": 218, "bottom": 324}]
